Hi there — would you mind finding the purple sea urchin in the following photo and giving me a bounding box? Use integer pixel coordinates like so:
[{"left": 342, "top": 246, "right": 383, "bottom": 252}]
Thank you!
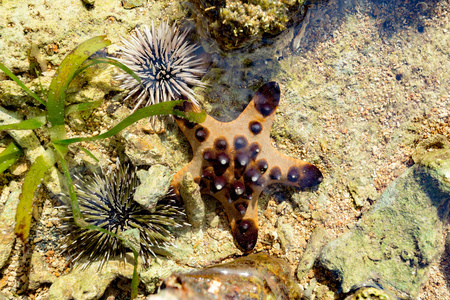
[
  {"left": 59, "top": 161, "right": 185, "bottom": 269},
  {"left": 114, "top": 21, "right": 206, "bottom": 114}
]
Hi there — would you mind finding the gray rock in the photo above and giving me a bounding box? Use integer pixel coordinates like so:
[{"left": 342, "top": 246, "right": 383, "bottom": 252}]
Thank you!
[
  {"left": 122, "top": 130, "right": 167, "bottom": 166},
  {"left": 48, "top": 260, "right": 134, "bottom": 300},
  {"left": 180, "top": 172, "right": 205, "bottom": 229},
  {"left": 296, "top": 226, "right": 330, "bottom": 280},
  {"left": 134, "top": 165, "right": 172, "bottom": 212},
  {"left": 319, "top": 148, "right": 450, "bottom": 298},
  {"left": 347, "top": 177, "right": 378, "bottom": 208},
  {"left": 140, "top": 258, "right": 185, "bottom": 294},
  {"left": 276, "top": 221, "right": 295, "bottom": 252},
  {"left": 119, "top": 228, "right": 141, "bottom": 254},
  {"left": 411, "top": 134, "right": 449, "bottom": 164},
  {"left": 0, "top": 183, "right": 20, "bottom": 269},
  {"left": 122, "top": 0, "right": 144, "bottom": 9}
]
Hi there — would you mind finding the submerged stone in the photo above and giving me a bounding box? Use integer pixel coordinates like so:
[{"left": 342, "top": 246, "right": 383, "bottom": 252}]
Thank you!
[
  {"left": 180, "top": 172, "right": 205, "bottom": 229},
  {"left": 134, "top": 165, "right": 172, "bottom": 212},
  {"left": 0, "top": 183, "right": 20, "bottom": 269},
  {"left": 190, "top": 0, "right": 307, "bottom": 50},
  {"left": 319, "top": 147, "right": 450, "bottom": 298}
]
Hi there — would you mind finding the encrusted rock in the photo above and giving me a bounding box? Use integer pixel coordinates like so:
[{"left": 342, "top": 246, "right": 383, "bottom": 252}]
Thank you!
[
  {"left": 122, "top": 130, "right": 167, "bottom": 166},
  {"left": 411, "top": 134, "right": 449, "bottom": 164},
  {"left": 122, "top": 0, "right": 143, "bottom": 9},
  {"left": 134, "top": 165, "right": 172, "bottom": 212},
  {"left": 319, "top": 147, "right": 450, "bottom": 298},
  {"left": 180, "top": 172, "right": 205, "bottom": 229},
  {"left": 190, "top": 0, "right": 306, "bottom": 50},
  {"left": 0, "top": 182, "right": 20, "bottom": 269},
  {"left": 48, "top": 260, "right": 134, "bottom": 300},
  {"left": 344, "top": 286, "right": 396, "bottom": 300},
  {"left": 296, "top": 226, "right": 330, "bottom": 280},
  {"left": 347, "top": 177, "right": 378, "bottom": 208}
]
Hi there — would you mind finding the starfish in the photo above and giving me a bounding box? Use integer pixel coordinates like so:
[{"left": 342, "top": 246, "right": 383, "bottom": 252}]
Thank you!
[{"left": 171, "top": 82, "right": 323, "bottom": 252}]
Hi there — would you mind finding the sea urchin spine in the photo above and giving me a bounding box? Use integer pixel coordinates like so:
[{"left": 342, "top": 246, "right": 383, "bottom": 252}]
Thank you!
[
  {"left": 114, "top": 21, "right": 206, "bottom": 113},
  {"left": 59, "top": 161, "right": 185, "bottom": 269}
]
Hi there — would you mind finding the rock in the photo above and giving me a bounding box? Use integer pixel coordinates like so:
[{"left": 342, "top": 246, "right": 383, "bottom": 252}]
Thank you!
[
  {"left": 411, "top": 134, "right": 449, "bottom": 164},
  {"left": 296, "top": 226, "right": 330, "bottom": 280},
  {"left": 180, "top": 172, "right": 205, "bottom": 229},
  {"left": 28, "top": 251, "right": 57, "bottom": 290},
  {"left": 418, "top": 148, "right": 450, "bottom": 195},
  {"left": 81, "top": 0, "right": 95, "bottom": 6},
  {"left": 140, "top": 258, "right": 184, "bottom": 294},
  {"left": 48, "top": 260, "right": 134, "bottom": 300},
  {"left": 347, "top": 177, "right": 378, "bottom": 208},
  {"left": 276, "top": 217, "right": 296, "bottom": 252},
  {"left": 134, "top": 165, "right": 172, "bottom": 212},
  {"left": 122, "top": 130, "right": 167, "bottom": 166},
  {"left": 190, "top": 0, "right": 306, "bottom": 50},
  {"left": 122, "top": 0, "right": 143, "bottom": 9},
  {"left": 0, "top": 183, "right": 20, "bottom": 269},
  {"left": 319, "top": 149, "right": 450, "bottom": 298},
  {"left": 119, "top": 228, "right": 141, "bottom": 254},
  {"left": 344, "top": 286, "right": 396, "bottom": 300}
]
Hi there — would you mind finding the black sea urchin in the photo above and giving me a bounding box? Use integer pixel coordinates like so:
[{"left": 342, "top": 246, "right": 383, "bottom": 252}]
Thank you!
[
  {"left": 59, "top": 161, "right": 185, "bottom": 269},
  {"left": 114, "top": 21, "right": 206, "bottom": 113}
]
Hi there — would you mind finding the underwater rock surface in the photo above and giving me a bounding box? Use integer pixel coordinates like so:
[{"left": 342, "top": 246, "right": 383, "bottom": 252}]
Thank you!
[
  {"left": 320, "top": 144, "right": 450, "bottom": 299},
  {"left": 0, "top": 183, "right": 20, "bottom": 270},
  {"left": 189, "top": 0, "right": 306, "bottom": 50}
]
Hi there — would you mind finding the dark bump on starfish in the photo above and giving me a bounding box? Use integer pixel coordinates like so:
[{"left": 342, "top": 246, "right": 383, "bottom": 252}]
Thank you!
[
  {"left": 249, "top": 121, "right": 262, "bottom": 135},
  {"left": 203, "top": 148, "right": 215, "bottom": 161},
  {"left": 181, "top": 100, "right": 195, "bottom": 112},
  {"left": 214, "top": 138, "right": 228, "bottom": 151},
  {"left": 269, "top": 166, "right": 282, "bottom": 180},
  {"left": 235, "top": 202, "right": 248, "bottom": 215},
  {"left": 212, "top": 176, "right": 226, "bottom": 192},
  {"left": 248, "top": 143, "right": 261, "bottom": 160},
  {"left": 213, "top": 153, "right": 229, "bottom": 176},
  {"left": 233, "top": 219, "right": 258, "bottom": 252},
  {"left": 199, "top": 178, "right": 208, "bottom": 190},
  {"left": 216, "top": 152, "right": 230, "bottom": 166},
  {"left": 254, "top": 82, "right": 280, "bottom": 117},
  {"left": 195, "top": 127, "right": 209, "bottom": 142},
  {"left": 202, "top": 167, "right": 215, "bottom": 179},
  {"left": 245, "top": 184, "right": 254, "bottom": 199},
  {"left": 232, "top": 180, "right": 245, "bottom": 197},
  {"left": 287, "top": 166, "right": 300, "bottom": 182},
  {"left": 245, "top": 168, "right": 260, "bottom": 183},
  {"left": 234, "top": 136, "right": 248, "bottom": 150},
  {"left": 297, "top": 164, "right": 324, "bottom": 187},
  {"left": 224, "top": 189, "right": 232, "bottom": 203},
  {"left": 256, "top": 159, "right": 268, "bottom": 174},
  {"left": 235, "top": 151, "right": 250, "bottom": 168},
  {"left": 256, "top": 176, "right": 266, "bottom": 186},
  {"left": 183, "top": 119, "right": 197, "bottom": 129}
]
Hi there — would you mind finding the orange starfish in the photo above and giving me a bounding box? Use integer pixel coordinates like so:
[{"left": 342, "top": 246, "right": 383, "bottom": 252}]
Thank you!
[{"left": 171, "top": 82, "right": 323, "bottom": 251}]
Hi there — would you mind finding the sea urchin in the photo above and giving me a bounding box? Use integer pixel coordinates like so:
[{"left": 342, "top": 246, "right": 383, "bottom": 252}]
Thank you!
[
  {"left": 114, "top": 21, "right": 206, "bottom": 113},
  {"left": 59, "top": 161, "right": 185, "bottom": 269}
]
